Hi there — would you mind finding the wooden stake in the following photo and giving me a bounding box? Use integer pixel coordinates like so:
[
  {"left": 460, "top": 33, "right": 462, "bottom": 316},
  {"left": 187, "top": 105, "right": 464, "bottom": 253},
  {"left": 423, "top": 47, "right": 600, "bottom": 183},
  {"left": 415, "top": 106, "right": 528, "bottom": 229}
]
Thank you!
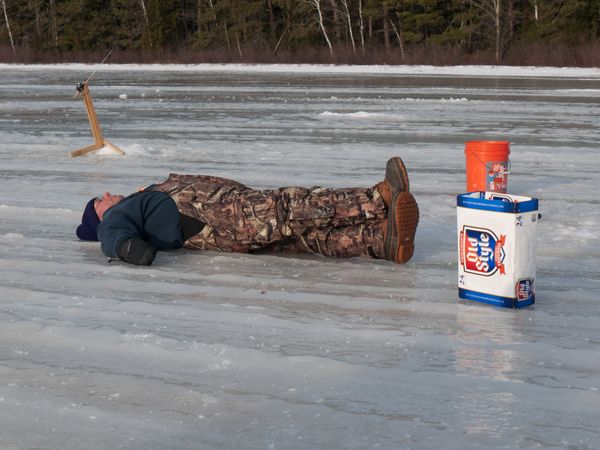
[{"left": 71, "top": 83, "right": 125, "bottom": 157}]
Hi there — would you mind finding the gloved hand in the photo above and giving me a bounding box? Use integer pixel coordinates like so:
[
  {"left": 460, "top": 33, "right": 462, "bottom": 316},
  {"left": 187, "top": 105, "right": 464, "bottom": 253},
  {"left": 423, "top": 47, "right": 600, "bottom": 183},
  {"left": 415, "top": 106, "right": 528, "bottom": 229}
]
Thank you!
[{"left": 117, "top": 238, "right": 157, "bottom": 266}]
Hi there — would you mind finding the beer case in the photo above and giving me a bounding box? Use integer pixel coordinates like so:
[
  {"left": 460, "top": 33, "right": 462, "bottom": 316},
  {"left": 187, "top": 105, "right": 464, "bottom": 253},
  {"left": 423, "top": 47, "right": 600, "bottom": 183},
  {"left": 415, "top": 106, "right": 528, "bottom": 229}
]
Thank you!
[{"left": 457, "top": 192, "right": 539, "bottom": 308}]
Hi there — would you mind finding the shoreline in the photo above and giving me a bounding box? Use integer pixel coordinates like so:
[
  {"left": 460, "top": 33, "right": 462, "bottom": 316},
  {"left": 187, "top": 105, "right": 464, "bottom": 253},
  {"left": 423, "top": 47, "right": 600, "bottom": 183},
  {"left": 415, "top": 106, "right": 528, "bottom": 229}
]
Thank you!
[{"left": 1, "top": 63, "right": 600, "bottom": 78}]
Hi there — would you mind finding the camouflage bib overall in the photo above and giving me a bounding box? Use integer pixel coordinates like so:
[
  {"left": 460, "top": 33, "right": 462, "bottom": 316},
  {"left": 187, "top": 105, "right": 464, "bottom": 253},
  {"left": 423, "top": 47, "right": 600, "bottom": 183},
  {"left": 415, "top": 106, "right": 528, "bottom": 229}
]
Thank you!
[{"left": 150, "top": 174, "right": 387, "bottom": 259}]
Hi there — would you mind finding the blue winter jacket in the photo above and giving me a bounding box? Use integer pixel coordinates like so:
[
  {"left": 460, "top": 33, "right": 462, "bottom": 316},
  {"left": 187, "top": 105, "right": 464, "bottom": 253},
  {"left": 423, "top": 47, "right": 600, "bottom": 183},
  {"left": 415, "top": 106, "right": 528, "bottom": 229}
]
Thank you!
[{"left": 97, "top": 191, "right": 184, "bottom": 258}]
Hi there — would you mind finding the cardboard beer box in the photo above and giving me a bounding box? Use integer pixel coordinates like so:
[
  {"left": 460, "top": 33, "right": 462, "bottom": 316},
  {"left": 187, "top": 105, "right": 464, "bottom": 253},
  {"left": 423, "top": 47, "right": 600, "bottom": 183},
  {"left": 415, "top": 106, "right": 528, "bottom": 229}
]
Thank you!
[{"left": 457, "top": 192, "right": 539, "bottom": 308}]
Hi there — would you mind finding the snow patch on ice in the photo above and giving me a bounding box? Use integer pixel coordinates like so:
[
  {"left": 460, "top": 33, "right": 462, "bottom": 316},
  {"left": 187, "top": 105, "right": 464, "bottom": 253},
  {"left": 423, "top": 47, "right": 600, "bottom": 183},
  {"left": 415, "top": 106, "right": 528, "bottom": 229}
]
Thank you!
[
  {"left": 118, "top": 143, "right": 151, "bottom": 157},
  {"left": 401, "top": 97, "right": 470, "bottom": 103},
  {"left": 319, "top": 111, "right": 406, "bottom": 120},
  {"left": 119, "top": 143, "right": 178, "bottom": 158},
  {"left": 0, "top": 233, "right": 24, "bottom": 240},
  {"left": 94, "top": 146, "right": 124, "bottom": 156}
]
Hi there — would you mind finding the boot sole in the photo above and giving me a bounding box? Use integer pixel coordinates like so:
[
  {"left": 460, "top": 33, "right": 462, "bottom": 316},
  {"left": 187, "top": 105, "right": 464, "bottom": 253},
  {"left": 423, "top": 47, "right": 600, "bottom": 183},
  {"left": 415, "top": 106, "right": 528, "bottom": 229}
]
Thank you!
[
  {"left": 385, "top": 157, "right": 409, "bottom": 194},
  {"left": 384, "top": 192, "right": 419, "bottom": 263}
]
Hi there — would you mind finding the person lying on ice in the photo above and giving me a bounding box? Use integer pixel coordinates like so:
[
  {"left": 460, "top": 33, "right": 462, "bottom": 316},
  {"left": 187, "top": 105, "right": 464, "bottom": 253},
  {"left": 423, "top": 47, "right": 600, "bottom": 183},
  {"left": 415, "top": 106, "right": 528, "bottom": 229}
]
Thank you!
[{"left": 76, "top": 157, "right": 419, "bottom": 266}]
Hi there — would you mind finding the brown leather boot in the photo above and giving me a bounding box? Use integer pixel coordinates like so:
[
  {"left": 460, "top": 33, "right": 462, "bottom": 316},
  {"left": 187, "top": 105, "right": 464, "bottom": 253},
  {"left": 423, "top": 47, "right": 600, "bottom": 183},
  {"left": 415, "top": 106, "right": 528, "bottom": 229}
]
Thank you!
[
  {"left": 376, "top": 181, "right": 391, "bottom": 207},
  {"left": 376, "top": 157, "right": 410, "bottom": 207},
  {"left": 383, "top": 191, "right": 419, "bottom": 264}
]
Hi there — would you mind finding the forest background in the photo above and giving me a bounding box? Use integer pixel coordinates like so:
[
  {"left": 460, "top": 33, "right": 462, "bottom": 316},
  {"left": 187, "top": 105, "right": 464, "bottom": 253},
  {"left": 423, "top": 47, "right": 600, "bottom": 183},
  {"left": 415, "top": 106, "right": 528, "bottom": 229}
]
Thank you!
[{"left": 1, "top": 0, "right": 599, "bottom": 66}]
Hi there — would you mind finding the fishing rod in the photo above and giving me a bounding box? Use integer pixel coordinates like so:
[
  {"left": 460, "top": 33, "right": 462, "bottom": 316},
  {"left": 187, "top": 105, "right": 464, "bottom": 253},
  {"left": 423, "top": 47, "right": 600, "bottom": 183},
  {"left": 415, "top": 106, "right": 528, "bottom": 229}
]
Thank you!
[
  {"left": 75, "top": 49, "right": 113, "bottom": 96},
  {"left": 70, "top": 49, "right": 124, "bottom": 157}
]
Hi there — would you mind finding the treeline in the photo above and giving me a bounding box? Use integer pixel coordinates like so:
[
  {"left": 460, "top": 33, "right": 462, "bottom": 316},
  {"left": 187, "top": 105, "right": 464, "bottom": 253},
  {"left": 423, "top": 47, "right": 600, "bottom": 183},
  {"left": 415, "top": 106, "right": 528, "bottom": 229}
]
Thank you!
[{"left": 1, "top": 0, "right": 599, "bottom": 65}]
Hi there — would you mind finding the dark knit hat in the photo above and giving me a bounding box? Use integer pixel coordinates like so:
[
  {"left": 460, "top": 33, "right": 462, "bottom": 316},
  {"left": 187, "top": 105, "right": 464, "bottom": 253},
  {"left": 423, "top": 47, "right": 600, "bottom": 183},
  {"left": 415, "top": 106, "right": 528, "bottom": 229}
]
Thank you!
[{"left": 76, "top": 198, "right": 100, "bottom": 241}]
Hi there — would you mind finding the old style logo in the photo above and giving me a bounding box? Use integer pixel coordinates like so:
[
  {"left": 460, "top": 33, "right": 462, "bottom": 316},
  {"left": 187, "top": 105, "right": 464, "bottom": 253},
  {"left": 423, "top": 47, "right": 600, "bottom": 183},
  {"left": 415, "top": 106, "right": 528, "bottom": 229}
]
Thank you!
[
  {"left": 516, "top": 278, "right": 534, "bottom": 301},
  {"left": 460, "top": 226, "right": 506, "bottom": 276}
]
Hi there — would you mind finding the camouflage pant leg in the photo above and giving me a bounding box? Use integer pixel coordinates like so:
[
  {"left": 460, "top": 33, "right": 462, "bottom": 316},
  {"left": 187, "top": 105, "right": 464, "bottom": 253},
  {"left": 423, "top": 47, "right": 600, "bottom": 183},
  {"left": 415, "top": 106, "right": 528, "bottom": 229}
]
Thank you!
[
  {"left": 274, "top": 185, "right": 386, "bottom": 230},
  {"left": 151, "top": 173, "right": 387, "bottom": 254},
  {"left": 282, "top": 220, "right": 386, "bottom": 259},
  {"left": 192, "top": 185, "right": 386, "bottom": 253}
]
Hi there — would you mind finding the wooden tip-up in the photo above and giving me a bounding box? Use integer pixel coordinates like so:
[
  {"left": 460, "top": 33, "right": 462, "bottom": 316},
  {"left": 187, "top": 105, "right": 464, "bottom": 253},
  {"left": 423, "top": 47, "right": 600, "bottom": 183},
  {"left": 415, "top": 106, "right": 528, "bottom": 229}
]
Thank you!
[
  {"left": 70, "top": 82, "right": 125, "bottom": 157},
  {"left": 70, "top": 140, "right": 125, "bottom": 158}
]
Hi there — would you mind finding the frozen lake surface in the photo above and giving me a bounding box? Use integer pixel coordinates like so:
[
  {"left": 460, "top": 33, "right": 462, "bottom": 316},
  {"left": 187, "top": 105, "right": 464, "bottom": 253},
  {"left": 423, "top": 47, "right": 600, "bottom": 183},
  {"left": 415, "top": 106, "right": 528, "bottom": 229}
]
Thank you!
[{"left": 1, "top": 64, "right": 599, "bottom": 449}]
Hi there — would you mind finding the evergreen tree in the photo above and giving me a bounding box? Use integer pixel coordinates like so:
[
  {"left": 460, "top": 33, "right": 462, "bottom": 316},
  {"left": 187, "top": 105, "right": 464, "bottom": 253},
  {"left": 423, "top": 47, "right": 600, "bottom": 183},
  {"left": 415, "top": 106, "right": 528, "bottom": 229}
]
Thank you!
[
  {"left": 109, "top": 0, "right": 145, "bottom": 51},
  {"left": 143, "top": 0, "right": 182, "bottom": 51},
  {"left": 0, "top": 0, "right": 598, "bottom": 64}
]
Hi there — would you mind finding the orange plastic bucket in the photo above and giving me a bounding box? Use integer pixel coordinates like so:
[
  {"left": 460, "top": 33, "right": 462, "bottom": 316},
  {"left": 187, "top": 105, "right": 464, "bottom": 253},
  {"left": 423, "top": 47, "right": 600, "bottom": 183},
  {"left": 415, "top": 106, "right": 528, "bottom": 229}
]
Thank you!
[{"left": 464, "top": 141, "right": 510, "bottom": 192}]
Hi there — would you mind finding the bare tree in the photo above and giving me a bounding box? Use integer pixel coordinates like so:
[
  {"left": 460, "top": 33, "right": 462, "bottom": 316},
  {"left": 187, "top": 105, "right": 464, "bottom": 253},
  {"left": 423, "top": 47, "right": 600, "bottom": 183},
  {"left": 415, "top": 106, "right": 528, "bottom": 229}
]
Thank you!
[
  {"left": 273, "top": 28, "right": 287, "bottom": 53},
  {"left": 340, "top": 0, "right": 356, "bottom": 52},
  {"left": 206, "top": 0, "right": 217, "bottom": 21},
  {"left": 1, "top": 0, "right": 15, "bottom": 54},
  {"left": 306, "top": 0, "right": 334, "bottom": 57},
  {"left": 470, "top": 0, "right": 503, "bottom": 63},
  {"left": 235, "top": 34, "right": 243, "bottom": 59},
  {"left": 389, "top": 15, "right": 405, "bottom": 60},
  {"left": 223, "top": 19, "right": 231, "bottom": 50},
  {"left": 531, "top": 0, "right": 539, "bottom": 21},
  {"left": 139, "top": 0, "right": 153, "bottom": 47},
  {"left": 140, "top": 0, "right": 150, "bottom": 26},
  {"left": 357, "top": 0, "right": 365, "bottom": 54}
]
